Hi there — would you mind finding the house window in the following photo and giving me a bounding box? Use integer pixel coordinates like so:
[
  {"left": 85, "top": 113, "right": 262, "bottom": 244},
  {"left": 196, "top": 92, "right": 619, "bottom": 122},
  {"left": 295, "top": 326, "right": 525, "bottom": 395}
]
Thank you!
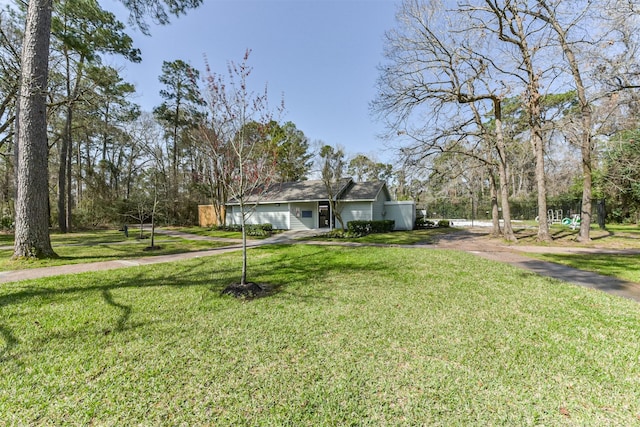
[{"left": 301, "top": 210, "right": 312, "bottom": 218}]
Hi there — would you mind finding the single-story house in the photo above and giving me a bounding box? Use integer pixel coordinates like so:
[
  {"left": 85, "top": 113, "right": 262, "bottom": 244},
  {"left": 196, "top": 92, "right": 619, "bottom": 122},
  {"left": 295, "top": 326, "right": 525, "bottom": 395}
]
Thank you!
[{"left": 224, "top": 178, "right": 415, "bottom": 231}]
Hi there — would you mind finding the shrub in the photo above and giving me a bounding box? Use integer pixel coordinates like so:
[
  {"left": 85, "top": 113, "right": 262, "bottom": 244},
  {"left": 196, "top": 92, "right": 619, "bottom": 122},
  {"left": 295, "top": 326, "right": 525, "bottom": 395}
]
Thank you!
[
  {"left": 347, "top": 221, "right": 370, "bottom": 236},
  {"left": 324, "top": 229, "right": 349, "bottom": 238},
  {"left": 347, "top": 220, "right": 395, "bottom": 236},
  {"left": 372, "top": 220, "right": 395, "bottom": 233},
  {"left": 0, "top": 216, "right": 13, "bottom": 230},
  {"left": 246, "top": 223, "right": 273, "bottom": 237},
  {"left": 214, "top": 225, "right": 242, "bottom": 232},
  {"left": 415, "top": 218, "right": 435, "bottom": 229},
  {"left": 213, "top": 224, "right": 273, "bottom": 236},
  {"left": 437, "top": 219, "right": 450, "bottom": 227}
]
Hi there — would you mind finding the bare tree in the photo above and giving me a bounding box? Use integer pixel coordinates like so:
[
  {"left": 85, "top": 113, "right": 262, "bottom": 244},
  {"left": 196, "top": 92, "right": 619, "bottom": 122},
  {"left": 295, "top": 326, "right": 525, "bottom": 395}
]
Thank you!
[
  {"left": 373, "top": 0, "right": 517, "bottom": 240},
  {"left": 202, "top": 50, "right": 281, "bottom": 288},
  {"left": 526, "top": 0, "right": 596, "bottom": 240},
  {"left": 319, "top": 144, "right": 347, "bottom": 230},
  {"left": 475, "top": 0, "right": 554, "bottom": 241}
]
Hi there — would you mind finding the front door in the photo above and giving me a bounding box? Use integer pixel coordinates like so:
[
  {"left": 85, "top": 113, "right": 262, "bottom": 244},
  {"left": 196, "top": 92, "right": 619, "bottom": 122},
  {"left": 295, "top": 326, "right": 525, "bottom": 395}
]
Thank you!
[{"left": 318, "top": 202, "right": 331, "bottom": 228}]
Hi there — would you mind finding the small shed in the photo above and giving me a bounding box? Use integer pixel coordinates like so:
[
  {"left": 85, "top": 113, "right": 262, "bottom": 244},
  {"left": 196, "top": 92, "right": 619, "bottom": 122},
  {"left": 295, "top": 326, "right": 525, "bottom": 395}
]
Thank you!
[{"left": 198, "top": 205, "right": 225, "bottom": 227}]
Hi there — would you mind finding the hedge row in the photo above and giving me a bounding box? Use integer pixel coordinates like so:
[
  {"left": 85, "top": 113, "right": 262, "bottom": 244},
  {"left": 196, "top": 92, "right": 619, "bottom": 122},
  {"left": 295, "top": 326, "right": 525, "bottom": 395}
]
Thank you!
[
  {"left": 347, "top": 220, "right": 395, "bottom": 236},
  {"left": 215, "top": 223, "right": 273, "bottom": 237},
  {"left": 416, "top": 218, "right": 450, "bottom": 228}
]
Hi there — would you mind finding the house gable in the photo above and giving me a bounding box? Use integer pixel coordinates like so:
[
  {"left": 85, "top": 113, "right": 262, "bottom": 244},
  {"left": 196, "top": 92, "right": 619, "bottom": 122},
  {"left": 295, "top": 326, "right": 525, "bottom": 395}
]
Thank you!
[
  {"left": 226, "top": 178, "right": 352, "bottom": 205},
  {"left": 340, "top": 181, "right": 390, "bottom": 202},
  {"left": 224, "top": 179, "right": 405, "bottom": 230}
]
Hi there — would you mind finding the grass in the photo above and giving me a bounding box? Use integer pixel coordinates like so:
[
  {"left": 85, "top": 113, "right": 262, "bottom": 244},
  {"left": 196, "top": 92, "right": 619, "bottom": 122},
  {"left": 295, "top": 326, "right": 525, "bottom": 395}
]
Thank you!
[
  {"left": 0, "top": 233, "right": 13, "bottom": 246},
  {"left": 506, "top": 224, "right": 640, "bottom": 282},
  {"left": 305, "top": 227, "right": 457, "bottom": 245},
  {"left": 174, "top": 225, "right": 270, "bottom": 240},
  {"left": 527, "top": 252, "right": 640, "bottom": 283},
  {"left": 1, "top": 244, "right": 639, "bottom": 425},
  {"left": 0, "top": 230, "right": 231, "bottom": 271},
  {"left": 512, "top": 223, "right": 640, "bottom": 249}
]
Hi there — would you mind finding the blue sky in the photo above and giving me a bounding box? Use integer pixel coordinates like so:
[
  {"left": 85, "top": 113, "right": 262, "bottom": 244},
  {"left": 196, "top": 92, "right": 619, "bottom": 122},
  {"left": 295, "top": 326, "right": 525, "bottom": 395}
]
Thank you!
[{"left": 106, "top": 0, "right": 401, "bottom": 164}]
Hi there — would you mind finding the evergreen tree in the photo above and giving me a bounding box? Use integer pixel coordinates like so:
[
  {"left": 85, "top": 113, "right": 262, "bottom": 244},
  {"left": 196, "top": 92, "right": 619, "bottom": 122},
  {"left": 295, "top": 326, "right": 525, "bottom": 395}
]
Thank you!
[{"left": 13, "top": 0, "right": 201, "bottom": 259}]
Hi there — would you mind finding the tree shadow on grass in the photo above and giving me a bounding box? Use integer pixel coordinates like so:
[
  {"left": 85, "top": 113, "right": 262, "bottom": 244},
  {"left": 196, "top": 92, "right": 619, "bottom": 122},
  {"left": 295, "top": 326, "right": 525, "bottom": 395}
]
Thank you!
[
  {"left": 0, "top": 268, "right": 205, "bottom": 309},
  {"left": 513, "top": 257, "right": 640, "bottom": 302},
  {"left": 0, "top": 325, "right": 17, "bottom": 362},
  {"left": 0, "top": 264, "right": 220, "bottom": 362},
  {"left": 101, "top": 289, "right": 132, "bottom": 333},
  {"left": 52, "top": 246, "right": 223, "bottom": 262},
  {"left": 214, "top": 245, "right": 331, "bottom": 300},
  {"left": 226, "top": 244, "right": 395, "bottom": 301},
  {"left": 0, "top": 245, "right": 392, "bottom": 306},
  {"left": 0, "top": 244, "right": 399, "bottom": 360},
  {"left": 591, "top": 230, "right": 614, "bottom": 240}
]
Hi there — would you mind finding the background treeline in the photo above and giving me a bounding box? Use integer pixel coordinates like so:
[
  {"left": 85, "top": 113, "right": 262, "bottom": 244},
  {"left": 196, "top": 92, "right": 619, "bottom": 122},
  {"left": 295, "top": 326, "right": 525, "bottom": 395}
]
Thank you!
[
  {"left": 0, "top": 0, "right": 398, "bottom": 234},
  {"left": 373, "top": 0, "right": 640, "bottom": 242},
  {"left": 3, "top": 0, "right": 640, "bottom": 241}
]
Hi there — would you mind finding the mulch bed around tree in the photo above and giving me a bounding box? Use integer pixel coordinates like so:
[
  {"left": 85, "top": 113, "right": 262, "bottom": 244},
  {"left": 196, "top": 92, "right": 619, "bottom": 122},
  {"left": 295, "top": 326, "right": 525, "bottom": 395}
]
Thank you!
[{"left": 221, "top": 282, "right": 272, "bottom": 299}]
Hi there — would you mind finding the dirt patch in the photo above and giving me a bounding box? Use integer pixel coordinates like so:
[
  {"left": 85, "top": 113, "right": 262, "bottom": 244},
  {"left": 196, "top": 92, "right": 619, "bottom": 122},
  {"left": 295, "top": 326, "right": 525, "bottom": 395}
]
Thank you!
[
  {"left": 509, "top": 227, "right": 640, "bottom": 249},
  {"left": 434, "top": 228, "right": 500, "bottom": 250},
  {"left": 433, "top": 226, "right": 640, "bottom": 259},
  {"left": 221, "top": 282, "right": 272, "bottom": 299}
]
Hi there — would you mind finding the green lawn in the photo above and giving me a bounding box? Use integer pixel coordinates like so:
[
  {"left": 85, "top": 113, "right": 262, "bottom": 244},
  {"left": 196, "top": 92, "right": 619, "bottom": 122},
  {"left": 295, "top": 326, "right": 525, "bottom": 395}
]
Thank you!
[
  {"left": 175, "top": 226, "right": 268, "bottom": 240},
  {"left": 0, "top": 231, "right": 231, "bottom": 270},
  {"left": 311, "top": 227, "right": 456, "bottom": 245},
  {"left": 511, "top": 224, "right": 640, "bottom": 282},
  {"left": 1, "top": 244, "right": 639, "bottom": 425},
  {"left": 0, "top": 233, "right": 12, "bottom": 246},
  {"left": 528, "top": 252, "right": 640, "bottom": 283},
  {"left": 513, "top": 223, "right": 640, "bottom": 248}
]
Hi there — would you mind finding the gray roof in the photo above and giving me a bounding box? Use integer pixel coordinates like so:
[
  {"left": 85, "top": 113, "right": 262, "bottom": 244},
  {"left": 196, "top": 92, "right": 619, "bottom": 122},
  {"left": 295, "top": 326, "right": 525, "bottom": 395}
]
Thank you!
[
  {"left": 227, "top": 178, "right": 388, "bottom": 205},
  {"left": 340, "top": 181, "right": 388, "bottom": 201}
]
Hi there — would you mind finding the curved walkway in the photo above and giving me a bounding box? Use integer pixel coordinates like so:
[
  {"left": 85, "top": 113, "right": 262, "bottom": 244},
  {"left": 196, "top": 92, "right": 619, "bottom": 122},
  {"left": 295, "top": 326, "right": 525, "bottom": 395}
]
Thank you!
[
  {"left": 0, "top": 230, "right": 314, "bottom": 285},
  {"left": 2, "top": 228, "right": 640, "bottom": 302},
  {"left": 434, "top": 229, "right": 640, "bottom": 302}
]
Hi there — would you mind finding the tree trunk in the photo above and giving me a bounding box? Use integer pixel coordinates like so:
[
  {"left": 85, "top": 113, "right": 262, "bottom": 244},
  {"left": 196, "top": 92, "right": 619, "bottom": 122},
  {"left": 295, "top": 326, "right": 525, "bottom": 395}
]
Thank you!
[
  {"left": 531, "top": 79, "right": 551, "bottom": 242},
  {"left": 489, "top": 171, "right": 501, "bottom": 237},
  {"left": 578, "top": 137, "right": 593, "bottom": 241},
  {"left": 58, "top": 106, "right": 71, "bottom": 233},
  {"left": 493, "top": 98, "right": 516, "bottom": 242},
  {"left": 76, "top": 139, "right": 82, "bottom": 205},
  {"left": 66, "top": 133, "right": 72, "bottom": 231},
  {"left": 150, "top": 214, "right": 155, "bottom": 247},
  {"left": 240, "top": 201, "right": 247, "bottom": 286},
  {"left": 533, "top": 130, "right": 551, "bottom": 242},
  {"left": 536, "top": 0, "right": 593, "bottom": 242},
  {"left": 59, "top": 54, "right": 84, "bottom": 234},
  {"left": 13, "top": 0, "right": 57, "bottom": 259}
]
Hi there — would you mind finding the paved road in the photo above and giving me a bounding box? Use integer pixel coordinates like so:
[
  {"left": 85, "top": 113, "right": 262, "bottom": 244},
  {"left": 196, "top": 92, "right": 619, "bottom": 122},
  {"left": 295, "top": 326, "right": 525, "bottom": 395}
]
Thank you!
[{"left": 2, "top": 228, "right": 640, "bottom": 303}]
